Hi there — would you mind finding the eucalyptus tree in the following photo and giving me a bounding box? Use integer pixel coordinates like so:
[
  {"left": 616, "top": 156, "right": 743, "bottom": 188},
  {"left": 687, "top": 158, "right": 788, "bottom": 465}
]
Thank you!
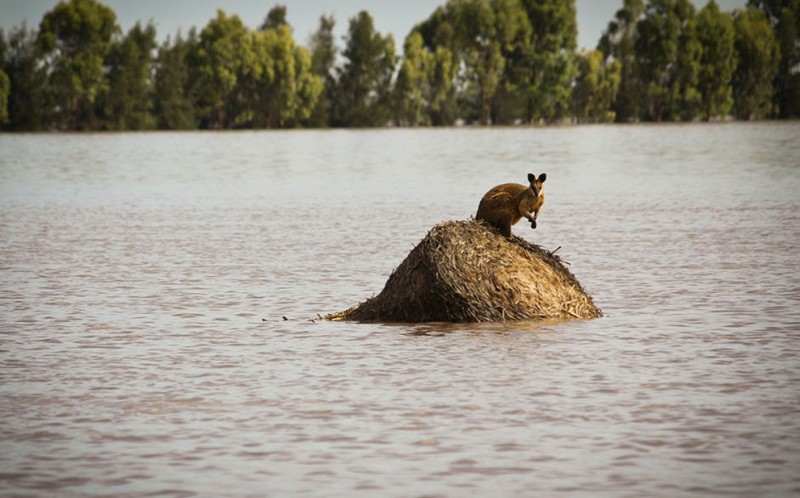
[
  {"left": 695, "top": 0, "right": 736, "bottom": 120},
  {"left": 573, "top": 49, "right": 621, "bottom": 123},
  {"left": 36, "top": 0, "right": 118, "bottom": 130},
  {"left": 485, "top": 0, "right": 532, "bottom": 124},
  {"left": 394, "top": 29, "right": 460, "bottom": 126},
  {"left": 0, "top": 25, "right": 48, "bottom": 130},
  {"left": 0, "top": 31, "right": 8, "bottom": 125},
  {"left": 732, "top": 7, "right": 781, "bottom": 119},
  {"left": 598, "top": 0, "right": 645, "bottom": 122},
  {"left": 99, "top": 22, "right": 157, "bottom": 130},
  {"left": 307, "top": 15, "right": 337, "bottom": 126},
  {"left": 261, "top": 5, "right": 288, "bottom": 31},
  {"left": 425, "top": 46, "right": 459, "bottom": 125},
  {"left": 747, "top": 0, "right": 799, "bottom": 117},
  {"left": 189, "top": 10, "right": 253, "bottom": 129},
  {"left": 411, "top": 5, "right": 461, "bottom": 125},
  {"left": 634, "top": 0, "right": 700, "bottom": 121},
  {"left": 453, "top": 0, "right": 508, "bottom": 124},
  {"left": 395, "top": 31, "right": 433, "bottom": 125},
  {"left": 411, "top": 3, "right": 466, "bottom": 123},
  {"left": 0, "top": 69, "right": 8, "bottom": 126},
  {"left": 153, "top": 31, "right": 198, "bottom": 130},
  {"left": 408, "top": 0, "right": 533, "bottom": 125},
  {"left": 517, "top": 0, "right": 577, "bottom": 123},
  {"left": 332, "top": 11, "right": 396, "bottom": 127},
  {"left": 251, "top": 23, "right": 322, "bottom": 128}
]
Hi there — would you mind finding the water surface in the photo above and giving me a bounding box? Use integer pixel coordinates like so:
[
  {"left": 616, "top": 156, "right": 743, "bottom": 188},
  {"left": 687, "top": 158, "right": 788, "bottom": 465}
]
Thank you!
[{"left": 1, "top": 124, "right": 799, "bottom": 496}]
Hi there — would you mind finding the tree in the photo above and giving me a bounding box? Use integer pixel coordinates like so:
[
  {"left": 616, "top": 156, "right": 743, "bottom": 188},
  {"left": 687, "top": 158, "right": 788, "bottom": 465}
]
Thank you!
[
  {"left": 573, "top": 49, "right": 621, "bottom": 123},
  {"left": 733, "top": 7, "right": 781, "bottom": 119},
  {"left": 289, "top": 42, "right": 324, "bottom": 126},
  {"left": 409, "top": 0, "right": 532, "bottom": 125},
  {"left": 0, "top": 30, "right": 9, "bottom": 125},
  {"left": 153, "top": 31, "right": 198, "bottom": 129},
  {"left": 1, "top": 25, "right": 48, "bottom": 130},
  {"left": 189, "top": 10, "right": 253, "bottom": 129},
  {"left": 411, "top": 5, "right": 461, "bottom": 125},
  {"left": 186, "top": 9, "right": 320, "bottom": 129},
  {"left": 489, "top": 0, "right": 533, "bottom": 124},
  {"left": 332, "top": 11, "right": 396, "bottom": 127},
  {"left": 395, "top": 31, "right": 432, "bottom": 125},
  {"left": 674, "top": 2, "right": 701, "bottom": 120},
  {"left": 394, "top": 30, "right": 459, "bottom": 126},
  {"left": 454, "top": 0, "right": 507, "bottom": 124},
  {"left": 250, "top": 23, "right": 322, "bottom": 128},
  {"left": 261, "top": 5, "right": 288, "bottom": 31},
  {"left": 37, "top": 0, "right": 118, "bottom": 130},
  {"left": 0, "top": 68, "right": 8, "bottom": 125},
  {"left": 695, "top": 0, "right": 736, "bottom": 120},
  {"left": 98, "top": 22, "right": 157, "bottom": 130},
  {"left": 747, "top": 0, "right": 800, "bottom": 117},
  {"left": 635, "top": 0, "right": 700, "bottom": 121},
  {"left": 307, "top": 15, "right": 337, "bottom": 126},
  {"left": 518, "top": 0, "right": 578, "bottom": 123},
  {"left": 598, "top": 0, "right": 645, "bottom": 122}
]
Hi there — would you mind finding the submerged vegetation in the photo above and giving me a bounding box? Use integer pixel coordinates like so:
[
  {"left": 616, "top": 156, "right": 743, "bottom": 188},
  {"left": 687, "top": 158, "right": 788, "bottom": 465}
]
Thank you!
[{"left": 0, "top": 0, "right": 798, "bottom": 131}]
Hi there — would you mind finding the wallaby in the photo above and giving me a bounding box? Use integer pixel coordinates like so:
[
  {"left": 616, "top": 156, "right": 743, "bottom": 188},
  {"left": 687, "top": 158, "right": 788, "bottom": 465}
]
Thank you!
[{"left": 476, "top": 173, "right": 547, "bottom": 238}]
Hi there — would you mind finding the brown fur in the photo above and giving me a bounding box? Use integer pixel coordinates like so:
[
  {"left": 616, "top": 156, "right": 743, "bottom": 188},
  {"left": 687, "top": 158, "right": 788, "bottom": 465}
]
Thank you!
[{"left": 476, "top": 173, "right": 546, "bottom": 237}]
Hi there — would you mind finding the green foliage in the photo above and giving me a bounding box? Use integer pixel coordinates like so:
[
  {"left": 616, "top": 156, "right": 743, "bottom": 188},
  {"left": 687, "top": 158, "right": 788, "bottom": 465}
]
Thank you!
[
  {"left": 99, "top": 22, "right": 157, "bottom": 130},
  {"left": 185, "top": 9, "right": 321, "bottom": 129},
  {"left": 37, "top": 0, "right": 118, "bottom": 130},
  {"left": 1, "top": 25, "right": 49, "bottom": 130},
  {"left": 332, "top": 11, "right": 396, "bottom": 127},
  {"left": 733, "top": 7, "right": 781, "bottom": 119},
  {"left": 0, "top": 31, "right": 9, "bottom": 125},
  {"left": 1, "top": 0, "right": 796, "bottom": 130},
  {"left": 408, "top": 0, "right": 575, "bottom": 124},
  {"left": 261, "top": 5, "right": 288, "bottom": 31},
  {"left": 250, "top": 25, "right": 322, "bottom": 128},
  {"left": 696, "top": 0, "right": 736, "bottom": 120},
  {"left": 395, "top": 31, "right": 433, "bottom": 126},
  {"left": 635, "top": 0, "right": 700, "bottom": 121},
  {"left": 307, "top": 15, "right": 337, "bottom": 127},
  {"left": 748, "top": 0, "right": 800, "bottom": 117},
  {"left": 0, "top": 68, "right": 9, "bottom": 125},
  {"left": 394, "top": 30, "right": 460, "bottom": 126},
  {"left": 153, "top": 31, "right": 198, "bottom": 130},
  {"left": 427, "top": 46, "right": 460, "bottom": 125},
  {"left": 518, "top": 0, "right": 578, "bottom": 123},
  {"left": 455, "top": 0, "right": 509, "bottom": 124},
  {"left": 188, "top": 10, "right": 252, "bottom": 129},
  {"left": 598, "top": 0, "right": 645, "bottom": 122},
  {"left": 573, "top": 50, "right": 621, "bottom": 123}
]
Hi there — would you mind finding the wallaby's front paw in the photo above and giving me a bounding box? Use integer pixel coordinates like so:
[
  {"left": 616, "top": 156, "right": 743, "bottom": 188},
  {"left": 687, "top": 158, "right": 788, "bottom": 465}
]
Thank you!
[{"left": 530, "top": 220, "right": 537, "bottom": 229}]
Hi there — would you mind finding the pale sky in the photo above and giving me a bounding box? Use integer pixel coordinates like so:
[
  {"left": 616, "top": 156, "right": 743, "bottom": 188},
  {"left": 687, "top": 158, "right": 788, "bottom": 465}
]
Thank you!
[{"left": 1, "top": 0, "right": 747, "bottom": 52}]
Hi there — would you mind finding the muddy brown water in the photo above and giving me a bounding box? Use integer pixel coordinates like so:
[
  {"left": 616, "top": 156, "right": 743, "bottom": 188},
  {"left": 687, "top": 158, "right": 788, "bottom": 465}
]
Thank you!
[{"left": 1, "top": 124, "right": 799, "bottom": 496}]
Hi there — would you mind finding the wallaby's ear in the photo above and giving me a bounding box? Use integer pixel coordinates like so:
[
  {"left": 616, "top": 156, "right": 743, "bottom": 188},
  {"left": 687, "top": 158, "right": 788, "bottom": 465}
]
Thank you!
[
  {"left": 528, "top": 173, "right": 536, "bottom": 183},
  {"left": 538, "top": 173, "right": 547, "bottom": 183}
]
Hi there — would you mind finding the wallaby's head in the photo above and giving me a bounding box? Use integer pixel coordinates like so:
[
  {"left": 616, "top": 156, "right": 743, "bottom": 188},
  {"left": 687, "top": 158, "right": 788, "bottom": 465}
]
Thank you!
[{"left": 527, "top": 173, "right": 547, "bottom": 198}]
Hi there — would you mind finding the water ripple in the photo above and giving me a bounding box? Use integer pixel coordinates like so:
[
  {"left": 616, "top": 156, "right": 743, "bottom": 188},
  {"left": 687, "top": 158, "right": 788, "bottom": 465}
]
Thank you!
[{"left": 1, "top": 126, "right": 799, "bottom": 497}]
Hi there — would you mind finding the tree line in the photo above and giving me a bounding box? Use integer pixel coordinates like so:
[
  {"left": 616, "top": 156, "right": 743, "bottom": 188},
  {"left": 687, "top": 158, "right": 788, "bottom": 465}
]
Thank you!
[{"left": 0, "top": 0, "right": 797, "bottom": 130}]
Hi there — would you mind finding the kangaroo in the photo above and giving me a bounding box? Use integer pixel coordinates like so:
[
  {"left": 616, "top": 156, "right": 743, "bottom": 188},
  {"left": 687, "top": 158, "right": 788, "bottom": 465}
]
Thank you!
[{"left": 476, "top": 173, "right": 547, "bottom": 238}]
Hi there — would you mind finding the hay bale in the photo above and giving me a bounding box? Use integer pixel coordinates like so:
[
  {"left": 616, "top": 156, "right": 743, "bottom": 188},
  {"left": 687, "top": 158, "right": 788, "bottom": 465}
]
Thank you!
[{"left": 327, "top": 219, "right": 602, "bottom": 323}]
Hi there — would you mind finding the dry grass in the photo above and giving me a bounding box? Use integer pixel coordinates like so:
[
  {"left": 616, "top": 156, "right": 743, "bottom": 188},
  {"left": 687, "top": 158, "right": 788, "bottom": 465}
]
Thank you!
[{"left": 326, "top": 219, "right": 602, "bottom": 323}]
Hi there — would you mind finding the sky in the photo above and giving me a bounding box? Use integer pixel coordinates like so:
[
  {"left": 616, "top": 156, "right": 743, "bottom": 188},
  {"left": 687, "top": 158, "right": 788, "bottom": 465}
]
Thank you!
[{"left": 1, "top": 0, "right": 747, "bottom": 52}]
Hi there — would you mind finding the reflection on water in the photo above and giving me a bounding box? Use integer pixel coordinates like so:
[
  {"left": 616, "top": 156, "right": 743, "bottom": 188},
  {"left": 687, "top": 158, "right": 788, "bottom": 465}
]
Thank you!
[{"left": 1, "top": 124, "right": 799, "bottom": 496}]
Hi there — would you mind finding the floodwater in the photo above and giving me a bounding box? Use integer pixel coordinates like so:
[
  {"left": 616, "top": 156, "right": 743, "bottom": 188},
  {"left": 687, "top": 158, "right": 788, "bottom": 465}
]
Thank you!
[{"left": 1, "top": 123, "right": 799, "bottom": 497}]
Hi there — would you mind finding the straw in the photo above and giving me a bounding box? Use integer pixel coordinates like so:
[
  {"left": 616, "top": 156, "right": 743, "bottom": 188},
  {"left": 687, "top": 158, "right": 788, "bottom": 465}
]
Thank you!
[{"left": 326, "top": 219, "right": 602, "bottom": 323}]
